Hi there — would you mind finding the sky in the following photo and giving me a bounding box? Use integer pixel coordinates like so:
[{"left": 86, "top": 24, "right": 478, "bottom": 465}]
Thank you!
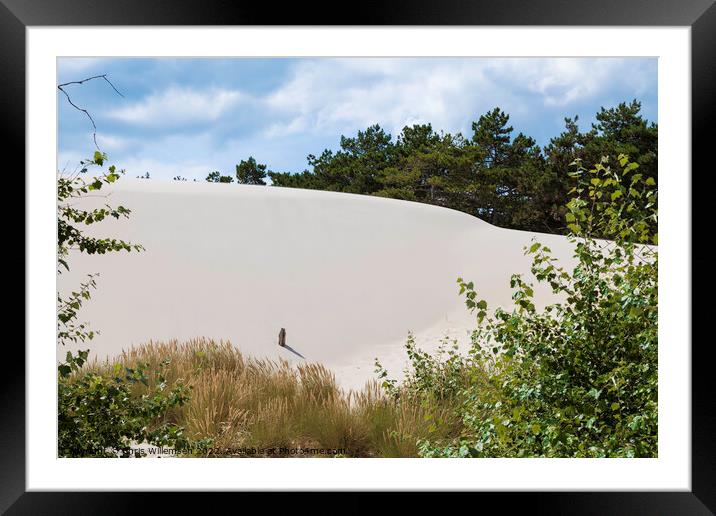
[{"left": 58, "top": 57, "right": 657, "bottom": 181}]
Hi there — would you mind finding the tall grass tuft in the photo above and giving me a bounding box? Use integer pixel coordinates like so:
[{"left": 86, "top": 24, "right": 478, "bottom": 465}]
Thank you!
[{"left": 85, "top": 338, "right": 464, "bottom": 457}]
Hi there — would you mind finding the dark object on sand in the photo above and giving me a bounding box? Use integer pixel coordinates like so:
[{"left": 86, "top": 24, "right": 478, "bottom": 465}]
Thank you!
[{"left": 278, "top": 328, "right": 286, "bottom": 347}]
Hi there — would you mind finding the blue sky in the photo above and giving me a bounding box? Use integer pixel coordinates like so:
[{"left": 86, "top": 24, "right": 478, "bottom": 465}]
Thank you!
[{"left": 58, "top": 57, "right": 657, "bottom": 181}]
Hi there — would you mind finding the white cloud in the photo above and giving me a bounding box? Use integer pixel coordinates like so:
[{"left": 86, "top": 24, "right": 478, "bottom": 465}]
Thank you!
[
  {"left": 95, "top": 133, "right": 138, "bottom": 152},
  {"left": 99, "top": 58, "right": 653, "bottom": 141},
  {"left": 263, "top": 58, "right": 482, "bottom": 138},
  {"left": 261, "top": 58, "right": 654, "bottom": 138},
  {"left": 489, "top": 58, "right": 635, "bottom": 107},
  {"left": 108, "top": 87, "right": 246, "bottom": 126}
]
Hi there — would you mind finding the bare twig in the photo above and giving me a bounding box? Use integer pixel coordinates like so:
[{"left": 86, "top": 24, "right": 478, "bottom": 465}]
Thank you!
[{"left": 57, "top": 74, "right": 124, "bottom": 151}]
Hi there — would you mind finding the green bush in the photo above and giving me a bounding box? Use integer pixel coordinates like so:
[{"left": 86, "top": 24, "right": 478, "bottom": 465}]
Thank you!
[
  {"left": 58, "top": 353, "right": 191, "bottom": 457},
  {"left": 393, "top": 154, "right": 657, "bottom": 458}
]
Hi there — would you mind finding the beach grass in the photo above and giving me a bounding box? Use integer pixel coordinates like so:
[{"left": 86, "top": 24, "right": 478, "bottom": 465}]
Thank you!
[{"left": 85, "top": 338, "right": 462, "bottom": 457}]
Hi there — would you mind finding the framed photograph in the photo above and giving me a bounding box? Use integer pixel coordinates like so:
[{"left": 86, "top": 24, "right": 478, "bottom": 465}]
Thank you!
[{"left": 7, "top": 0, "right": 714, "bottom": 511}]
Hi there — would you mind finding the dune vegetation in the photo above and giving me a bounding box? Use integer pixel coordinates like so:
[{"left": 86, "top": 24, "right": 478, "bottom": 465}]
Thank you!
[{"left": 75, "top": 338, "right": 467, "bottom": 458}]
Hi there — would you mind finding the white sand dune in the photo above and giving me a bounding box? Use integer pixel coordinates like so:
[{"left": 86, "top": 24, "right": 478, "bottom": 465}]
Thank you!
[{"left": 57, "top": 179, "right": 576, "bottom": 390}]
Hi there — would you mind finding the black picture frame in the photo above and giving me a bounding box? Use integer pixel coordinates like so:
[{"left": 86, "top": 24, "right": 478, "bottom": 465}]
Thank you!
[{"left": 5, "top": 0, "right": 713, "bottom": 512}]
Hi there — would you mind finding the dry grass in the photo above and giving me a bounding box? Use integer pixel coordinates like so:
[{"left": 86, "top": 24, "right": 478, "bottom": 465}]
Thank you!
[{"left": 85, "top": 338, "right": 462, "bottom": 457}]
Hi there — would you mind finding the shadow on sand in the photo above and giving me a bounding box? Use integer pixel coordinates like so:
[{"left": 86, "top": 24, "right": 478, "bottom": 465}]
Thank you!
[{"left": 281, "top": 344, "right": 306, "bottom": 360}]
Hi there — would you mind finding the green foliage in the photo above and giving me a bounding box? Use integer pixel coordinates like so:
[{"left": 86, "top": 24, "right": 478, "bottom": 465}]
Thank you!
[
  {"left": 374, "top": 335, "right": 494, "bottom": 450},
  {"left": 56, "top": 274, "right": 99, "bottom": 347},
  {"left": 57, "top": 152, "right": 143, "bottom": 274},
  {"left": 206, "top": 170, "right": 234, "bottom": 183},
  {"left": 376, "top": 334, "right": 473, "bottom": 402},
  {"left": 235, "top": 156, "right": 268, "bottom": 185},
  {"left": 58, "top": 356, "right": 191, "bottom": 457},
  {"left": 270, "top": 124, "right": 395, "bottom": 194},
  {"left": 389, "top": 155, "right": 657, "bottom": 458},
  {"left": 541, "top": 100, "right": 657, "bottom": 229}
]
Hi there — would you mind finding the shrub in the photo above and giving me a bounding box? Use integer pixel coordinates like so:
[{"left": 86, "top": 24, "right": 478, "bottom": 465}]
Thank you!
[
  {"left": 396, "top": 154, "right": 657, "bottom": 458},
  {"left": 58, "top": 353, "right": 191, "bottom": 457}
]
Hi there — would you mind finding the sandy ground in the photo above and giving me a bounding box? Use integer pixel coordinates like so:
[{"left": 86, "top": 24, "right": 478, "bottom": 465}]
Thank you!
[{"left": 57, "top": 179, "right": 576, "bottom": 391}]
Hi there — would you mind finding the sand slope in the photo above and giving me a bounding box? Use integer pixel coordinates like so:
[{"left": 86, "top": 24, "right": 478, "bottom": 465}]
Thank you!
[{"left": 57, "top": 180, "right": 576, "bottom": 390}]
